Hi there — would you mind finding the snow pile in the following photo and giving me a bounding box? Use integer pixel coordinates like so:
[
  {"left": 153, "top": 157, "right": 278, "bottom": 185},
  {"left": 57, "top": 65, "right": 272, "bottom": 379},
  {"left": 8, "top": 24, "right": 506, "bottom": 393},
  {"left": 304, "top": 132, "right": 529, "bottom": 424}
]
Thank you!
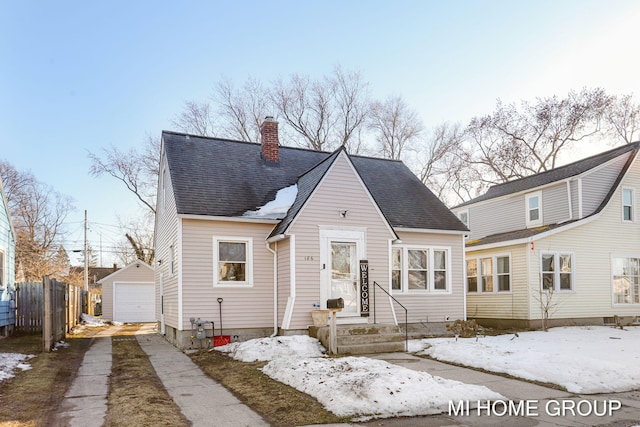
[
  {"left": 214, "top": 335, "right": 325, "bottom": 362},
  {"left": 416, "top": 326, "right": 640, "bottom": 394},
  {"left": 81, "top": 313, "right": 107, "bottom": 326},
  {"left": 0, "top": 353, "right": 34, "bottom": 382},
  {"left": 53, "top": 341, "right": 70, "bottom": 351},
  {"left": 262, "top": 356, "right": 504, "bottom": 418},
  {"left": 216, "top": 335, "right": 503, "bottom": 419},
  {"left": 243, "top": 184, "right": 298, "bottom": 219}
]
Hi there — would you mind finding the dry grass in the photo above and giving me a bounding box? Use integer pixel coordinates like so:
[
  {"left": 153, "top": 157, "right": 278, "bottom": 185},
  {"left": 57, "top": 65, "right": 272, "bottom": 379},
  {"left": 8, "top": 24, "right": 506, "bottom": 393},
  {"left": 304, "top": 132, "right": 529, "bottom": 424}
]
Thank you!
[
  {"left": 104, "top": 325, "right": 190, "bottom": 427},
  {"left": 190, "top": 349, "right": 350, "bottom": 427},
  {"left": 0, "top": 333, "right": 92, "bottom": 427}
]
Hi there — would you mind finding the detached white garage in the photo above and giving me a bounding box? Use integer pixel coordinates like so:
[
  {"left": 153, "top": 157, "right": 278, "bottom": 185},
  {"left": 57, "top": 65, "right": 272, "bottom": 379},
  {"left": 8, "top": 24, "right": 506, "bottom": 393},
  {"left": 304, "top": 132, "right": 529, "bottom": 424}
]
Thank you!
[{"left": 99, "top": 260, "right": 155, "bottom": 322}]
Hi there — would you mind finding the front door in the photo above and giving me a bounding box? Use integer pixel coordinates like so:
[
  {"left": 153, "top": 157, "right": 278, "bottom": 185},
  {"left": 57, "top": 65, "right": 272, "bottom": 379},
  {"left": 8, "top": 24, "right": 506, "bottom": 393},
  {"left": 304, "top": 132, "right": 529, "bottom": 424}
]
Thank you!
[
  {"left": 320, "top": 229, "right": 365, "bottom": 318},
  {"left": 330, "top": 242, "right": 359, "bottom": 316}
]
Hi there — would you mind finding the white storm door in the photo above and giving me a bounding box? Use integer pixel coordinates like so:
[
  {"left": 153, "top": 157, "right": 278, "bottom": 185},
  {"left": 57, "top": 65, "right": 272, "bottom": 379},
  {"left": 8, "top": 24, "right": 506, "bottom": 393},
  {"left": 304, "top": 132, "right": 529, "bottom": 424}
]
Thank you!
[{"left": 320, "top": 229, "right": 365, "bottom": 318}]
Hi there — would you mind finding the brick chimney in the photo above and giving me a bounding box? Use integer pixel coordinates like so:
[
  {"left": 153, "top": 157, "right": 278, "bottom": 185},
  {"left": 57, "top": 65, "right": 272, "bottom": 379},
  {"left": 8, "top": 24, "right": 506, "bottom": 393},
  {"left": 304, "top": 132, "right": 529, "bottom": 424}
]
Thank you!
[{"left": 260, "top": 116, "right": 279, "bottom": 165}]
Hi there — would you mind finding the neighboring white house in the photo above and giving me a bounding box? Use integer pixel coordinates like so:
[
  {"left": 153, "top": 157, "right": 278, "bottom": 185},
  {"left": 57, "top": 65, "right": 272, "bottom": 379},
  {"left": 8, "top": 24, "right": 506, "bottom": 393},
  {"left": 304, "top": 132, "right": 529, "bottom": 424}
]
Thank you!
[
  {"left": 452, "top": 141, "right": 640, "bottom": 329},
  {"left": 154, "top": 117, "right": 469, "bottom": 349},
  {"left": 0, "top": 175, "right": 16, "bottom": 297},
  {"left": 99, "top": 259, "right": 155, "bottom": 323}
]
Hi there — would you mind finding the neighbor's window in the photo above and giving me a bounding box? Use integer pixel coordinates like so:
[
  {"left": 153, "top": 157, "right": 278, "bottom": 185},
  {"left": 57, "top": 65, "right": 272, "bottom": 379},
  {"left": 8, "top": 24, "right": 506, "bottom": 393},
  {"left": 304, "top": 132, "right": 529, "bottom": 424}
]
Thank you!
[
  {"left": 623, "top": 188, "right": 634, "bottom": 222},
  {"left": 392, "top": 247, "right": 450, "bottom": 293},
  {"left": 458, "top": 210, "right": 469, "bottom": 228},
  {"left": 466, "top": 255, "right": 511, "bottom": 293},
  {"left": 169, "top": 245, "right": 175, "bottom": 276},
  {"left": 497, "top": 256, "right": 510, "bottom": 291},
  {"left": 613, "top": 256, "right": 640, "bottom": 304},
  {"left": 214, "top": 237, "right": 253, "bottom": 286},
  {"left": 481, "top": 258, "right": 493, "bottom": 292},
  {"left": 391, "top": 248, "right": 402, "bottom": 291},
  {"left": 526, "top": 191, "right": 543, "bottom": 227},
  {"left": 466, "top": 259, "right": 478, "bottom": 292},
  {"left": 541, "top": 252, "right": 573, "bottom": 291}
]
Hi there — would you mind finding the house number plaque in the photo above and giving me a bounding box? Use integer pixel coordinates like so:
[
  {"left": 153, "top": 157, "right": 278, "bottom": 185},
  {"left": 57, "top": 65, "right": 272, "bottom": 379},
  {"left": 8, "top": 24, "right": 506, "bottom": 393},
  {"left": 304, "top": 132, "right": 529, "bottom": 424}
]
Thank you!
[{"left": 360, "top": 260, "right": 369, "bottom": 317}]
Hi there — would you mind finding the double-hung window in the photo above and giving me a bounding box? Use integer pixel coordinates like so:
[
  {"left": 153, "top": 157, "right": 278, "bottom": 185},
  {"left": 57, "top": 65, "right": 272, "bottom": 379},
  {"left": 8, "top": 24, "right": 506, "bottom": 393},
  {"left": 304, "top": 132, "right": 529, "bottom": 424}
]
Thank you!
[
  {"left": 466, "top": 255, "right": 511, "bottom": 293},
  {"left": 213, "top": 237, "right": 253, "bottom": 287},
  {"left": 623, "top": 188, "right": 634, "bottom": 222},
  {"left": 541, "top": 252, "right": 573, "bottom": 291},
  {"left": 392, "top": 246, "right": 450, "bottom": 293},
  {"left": 612, "top": 256, "right": 640, "bottom": 304},
  {"left": 526, "top": 191, "right": 543, "bottom": 227}
]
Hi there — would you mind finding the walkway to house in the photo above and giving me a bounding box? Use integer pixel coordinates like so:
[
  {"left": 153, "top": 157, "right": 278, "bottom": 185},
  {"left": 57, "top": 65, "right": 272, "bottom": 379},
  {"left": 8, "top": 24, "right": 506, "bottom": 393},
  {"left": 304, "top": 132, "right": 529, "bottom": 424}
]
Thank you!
[{"left": 53, "top": 325, "right": 640, "bottom": 427}]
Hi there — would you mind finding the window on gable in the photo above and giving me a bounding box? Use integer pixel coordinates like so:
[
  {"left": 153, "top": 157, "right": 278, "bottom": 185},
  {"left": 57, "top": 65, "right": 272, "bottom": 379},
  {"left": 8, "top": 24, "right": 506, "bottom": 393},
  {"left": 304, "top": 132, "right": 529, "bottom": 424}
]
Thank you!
[
  {"left": 458, "top": 210, "right": 469, "bottom": 227},
  {"left": 526, "top": 191, "right": 542, "bottom": 227},
  {"left": 541, "top": 252, "right": 573, "bottom": 292},
  {"left": 467, "top": 255, "right": 511, "bottom": 293},
  {"left": 613, "top": 256, "right": 640, "bottom": 304},
  {"left": 623, "top": 188, "right": 634, "bottom": 222},
  {"left": 391, "top": 247, "right": 450, "bottom": 293},
  {"left": 214, "top": 237, "right": 253, "bottom": 286}
]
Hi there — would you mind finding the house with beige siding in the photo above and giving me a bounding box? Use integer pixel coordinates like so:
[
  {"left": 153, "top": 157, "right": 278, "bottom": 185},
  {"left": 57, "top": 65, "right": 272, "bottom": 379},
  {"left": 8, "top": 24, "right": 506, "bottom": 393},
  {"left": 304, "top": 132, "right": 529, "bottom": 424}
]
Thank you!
[
  {"left": 452, "top": 141, "right": 640, "bottom": 329},
  {"left": 99, "top": 260, "right": 154, "bottom": 323},
  {"left": 154, "top": 117, "right": 468, "bottom": 350}
]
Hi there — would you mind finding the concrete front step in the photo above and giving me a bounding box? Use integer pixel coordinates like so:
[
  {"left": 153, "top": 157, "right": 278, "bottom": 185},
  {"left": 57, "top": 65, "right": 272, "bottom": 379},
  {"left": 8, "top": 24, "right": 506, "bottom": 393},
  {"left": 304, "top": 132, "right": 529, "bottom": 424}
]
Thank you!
[{"left": 309, "top": 324, "right": 407, "bottom": 355}]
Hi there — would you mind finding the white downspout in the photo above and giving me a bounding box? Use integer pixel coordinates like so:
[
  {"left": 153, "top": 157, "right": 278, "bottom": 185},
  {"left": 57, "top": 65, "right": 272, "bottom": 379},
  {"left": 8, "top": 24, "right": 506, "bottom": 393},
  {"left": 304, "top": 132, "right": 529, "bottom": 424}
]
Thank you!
[{"left": 266, "top": 241, "right": 278, "bottom": 337}]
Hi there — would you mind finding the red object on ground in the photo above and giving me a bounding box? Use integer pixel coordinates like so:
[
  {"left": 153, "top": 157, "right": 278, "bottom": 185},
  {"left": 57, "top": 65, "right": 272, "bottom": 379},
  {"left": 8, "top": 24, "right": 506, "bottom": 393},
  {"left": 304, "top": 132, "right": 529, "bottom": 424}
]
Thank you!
[{"left": 213, "top": 335, "right": 231, "bottom": 347}]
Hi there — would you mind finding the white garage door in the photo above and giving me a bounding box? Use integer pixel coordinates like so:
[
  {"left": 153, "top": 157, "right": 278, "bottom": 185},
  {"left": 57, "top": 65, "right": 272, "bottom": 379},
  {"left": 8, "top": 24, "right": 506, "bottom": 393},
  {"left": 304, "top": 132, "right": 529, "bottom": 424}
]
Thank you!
[{"left": 114, "top": 282, "right": 155, "bottom": 323}]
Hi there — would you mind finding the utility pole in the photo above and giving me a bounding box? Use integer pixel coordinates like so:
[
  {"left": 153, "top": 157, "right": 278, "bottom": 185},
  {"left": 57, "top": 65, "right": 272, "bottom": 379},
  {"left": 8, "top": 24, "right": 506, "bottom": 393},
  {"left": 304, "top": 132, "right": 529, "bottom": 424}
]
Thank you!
[{"left": 84, "top": 210, "right": 88, "bottom": 292}]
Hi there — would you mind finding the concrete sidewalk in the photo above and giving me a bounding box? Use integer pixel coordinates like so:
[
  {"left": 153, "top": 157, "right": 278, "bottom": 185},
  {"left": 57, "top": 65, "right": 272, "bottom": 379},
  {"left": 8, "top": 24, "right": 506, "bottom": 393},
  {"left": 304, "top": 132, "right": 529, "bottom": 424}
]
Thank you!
[{"left": 135, "top": 330, "right": 269, "bottom": 427}]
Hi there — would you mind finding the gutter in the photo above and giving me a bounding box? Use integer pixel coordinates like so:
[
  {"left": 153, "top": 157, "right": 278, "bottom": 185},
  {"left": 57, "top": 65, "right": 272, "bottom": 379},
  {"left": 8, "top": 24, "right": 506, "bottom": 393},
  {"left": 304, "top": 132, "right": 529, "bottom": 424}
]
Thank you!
[{"left": 265, "top": 241, "right": 278, "bottom": 337}]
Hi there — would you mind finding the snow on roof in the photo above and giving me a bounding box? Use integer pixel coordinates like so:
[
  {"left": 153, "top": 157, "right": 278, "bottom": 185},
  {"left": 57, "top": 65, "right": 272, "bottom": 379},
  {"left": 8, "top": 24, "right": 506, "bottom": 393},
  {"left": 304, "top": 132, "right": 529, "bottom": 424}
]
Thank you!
[{"left": 242, "top": 184, "right": 298, "bottom": 219}]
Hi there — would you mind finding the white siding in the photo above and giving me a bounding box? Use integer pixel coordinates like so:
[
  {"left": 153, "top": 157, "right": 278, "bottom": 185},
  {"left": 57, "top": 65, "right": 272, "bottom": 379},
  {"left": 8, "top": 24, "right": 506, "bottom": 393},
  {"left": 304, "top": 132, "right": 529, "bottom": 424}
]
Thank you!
[
  {"left": 466, "top": 196, "right": 523, "bottom": 240},
  {"left": 542, "top": 182, "right": 571, "bottom": 224},
  {"left": 581, "top": 154, "right": 628, "bottom": 216}
]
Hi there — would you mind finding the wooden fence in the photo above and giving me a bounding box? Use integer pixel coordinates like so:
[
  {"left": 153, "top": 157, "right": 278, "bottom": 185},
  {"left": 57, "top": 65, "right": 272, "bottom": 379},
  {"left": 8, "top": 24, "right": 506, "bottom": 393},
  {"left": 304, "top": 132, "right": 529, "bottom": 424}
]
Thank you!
[{"left": 15, "top": 278, "right": 89, "bottom": 351}]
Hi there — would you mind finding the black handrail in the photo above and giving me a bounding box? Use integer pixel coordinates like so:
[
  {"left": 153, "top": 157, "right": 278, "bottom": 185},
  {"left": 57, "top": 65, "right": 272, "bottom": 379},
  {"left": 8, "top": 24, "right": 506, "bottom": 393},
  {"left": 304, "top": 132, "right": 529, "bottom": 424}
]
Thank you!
[{"left": 372, "top": 281, "right": 408, "bottom": 352}]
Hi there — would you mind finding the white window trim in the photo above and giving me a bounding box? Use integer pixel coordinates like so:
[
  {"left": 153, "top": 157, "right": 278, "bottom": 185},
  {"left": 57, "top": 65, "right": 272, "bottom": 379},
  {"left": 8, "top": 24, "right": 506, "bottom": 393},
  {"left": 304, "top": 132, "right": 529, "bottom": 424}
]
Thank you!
[
  {"left": 526, "top": 191, "right": 543, "bottom": 227},
  {"left": 213, "top": 236, "right": 254, "bottom": 287},
  {"left": 169, "top": 245, "right": 175, "bottom": 276},
  {"left": 540, "top": 251, "right": 575, "bottom": 292},
  {"left": 466, "top": 253, "right": 512, "bottom": 294},
  {"left": 611, "top": 253, "right": 640, "bottom": 305},
  {"left": 622, "top": 187, "right": 635, "bottom": 223},
  {"left": 390, "top": 245, "right": 452, "bottom": 294},
  {"left": 0, "top": 248, "right": 4, "bottom": 289}
]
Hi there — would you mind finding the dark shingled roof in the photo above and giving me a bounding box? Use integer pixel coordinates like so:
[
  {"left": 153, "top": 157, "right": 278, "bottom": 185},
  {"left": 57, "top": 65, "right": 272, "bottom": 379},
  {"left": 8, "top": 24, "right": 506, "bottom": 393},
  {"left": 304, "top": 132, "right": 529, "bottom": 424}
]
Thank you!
[
  {"left": 163, "top": 131, "right": 467, "bottom": 233},
  {"left": 456, "top": 141, "right": 640, "bottom": 208}
]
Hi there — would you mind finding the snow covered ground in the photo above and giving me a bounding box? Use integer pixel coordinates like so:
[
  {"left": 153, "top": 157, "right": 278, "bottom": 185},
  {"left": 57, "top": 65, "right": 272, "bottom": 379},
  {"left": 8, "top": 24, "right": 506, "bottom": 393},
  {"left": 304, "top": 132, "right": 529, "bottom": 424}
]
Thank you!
[
  {"left": 0, "top": 352, "right": 33, "bottom": 383},
  {"left": 216, "top": 326, "right": 640, "bottom": 417},
  {"left": 414, "top": 326, "right": 640, "bottom": 394},
  {"left": 215, "top": 335, "right": 503, "bottom": 419}
]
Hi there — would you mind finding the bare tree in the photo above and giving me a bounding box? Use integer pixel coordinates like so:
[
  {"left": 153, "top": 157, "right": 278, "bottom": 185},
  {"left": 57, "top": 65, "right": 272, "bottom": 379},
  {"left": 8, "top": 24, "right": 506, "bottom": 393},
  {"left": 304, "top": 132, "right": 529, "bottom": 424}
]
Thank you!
[
  {"left": 117, "top": 214, "right": 155, "bottom": 265},
  {"left": 88, "top": 137, "right": 159, "bottom": 214},
  {"left": 462, "top": 87, "right": 610, "bottom": 189},
  {"left": 215, "top": 77, "right": 271, "bottom": 142},
  {"left": 0, "top": 160, "right": 73, "bottom": 282},
  {"left": 532, "top": 281, "right": 560, "bottom": 332},
  {"left": 171, "top": 100, "right": 216, "bottom": 137},
  {"left": 331, "top": 66, "right": 370, "bottom": 149},
  {"left": 369, "top": 95, "right": 423, "bottom": 160},
  {"left": 605, "top": 93, "right": 640, "bottom": 144}
]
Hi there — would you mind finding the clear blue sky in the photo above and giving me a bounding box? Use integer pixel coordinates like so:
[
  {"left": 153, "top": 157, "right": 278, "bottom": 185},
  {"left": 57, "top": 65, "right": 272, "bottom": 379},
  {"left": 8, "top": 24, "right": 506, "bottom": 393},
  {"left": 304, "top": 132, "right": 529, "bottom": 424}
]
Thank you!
[{"left": 2, "top": 1, "right": 639, "bottom": 266}]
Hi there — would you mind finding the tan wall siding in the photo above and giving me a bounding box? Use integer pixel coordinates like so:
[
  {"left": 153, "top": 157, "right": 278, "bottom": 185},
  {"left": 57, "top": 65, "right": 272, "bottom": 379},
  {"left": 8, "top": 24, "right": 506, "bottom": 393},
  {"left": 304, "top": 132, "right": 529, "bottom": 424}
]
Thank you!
[
  {"left": 154, "top": 153, "right": 180, "bottom": 328},
  {"left": 466, "top": 244, "right": 529, "bottom": 320},
  {"left": 525, "top": 156, "right": 640, "bottom": 320},
  {"left": 394, "top": 231, "right": 466, "bottom": 323},
  {"left": 181, "top": 219, "right": 275, "bottom": 330},
  {"left": 288, "top": 154, "right": 396, "bottom": 329}
]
